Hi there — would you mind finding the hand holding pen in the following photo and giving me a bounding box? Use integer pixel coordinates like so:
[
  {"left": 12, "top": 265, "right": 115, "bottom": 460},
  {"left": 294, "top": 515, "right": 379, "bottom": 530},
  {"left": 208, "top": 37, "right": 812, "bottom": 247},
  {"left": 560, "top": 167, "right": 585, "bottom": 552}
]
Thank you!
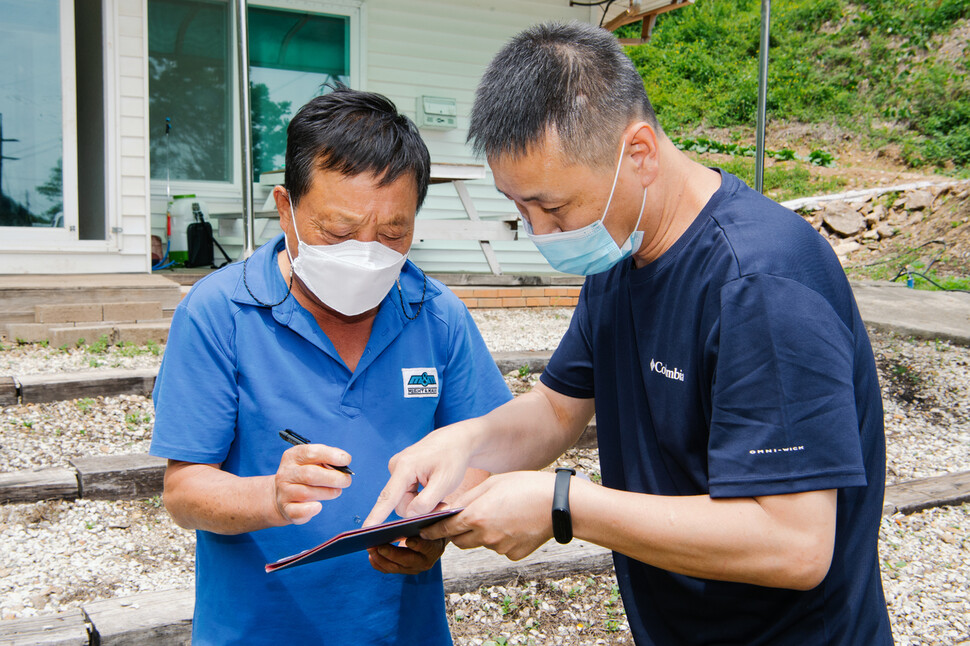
[
  {"left": 273, "top": 429, "right": 354, "bottom": 525},
  {"left": 279, "top": 429, "right": 355, "bottom": 475}
]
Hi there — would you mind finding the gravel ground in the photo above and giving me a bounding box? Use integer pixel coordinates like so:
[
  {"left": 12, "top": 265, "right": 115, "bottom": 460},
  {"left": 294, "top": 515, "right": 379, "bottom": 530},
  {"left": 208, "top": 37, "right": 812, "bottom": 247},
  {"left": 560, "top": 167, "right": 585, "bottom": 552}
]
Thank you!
[
  {"left": 1, "top": 310, "right": 969, "bottom": 645},
  {"left": 0, "top": 343, "right": 162, "bottom": 376}
]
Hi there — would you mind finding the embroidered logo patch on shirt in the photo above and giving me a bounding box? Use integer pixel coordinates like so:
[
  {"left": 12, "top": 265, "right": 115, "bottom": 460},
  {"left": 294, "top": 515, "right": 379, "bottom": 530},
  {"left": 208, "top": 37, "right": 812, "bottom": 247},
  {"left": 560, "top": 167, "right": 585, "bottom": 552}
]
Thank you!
[
  {"left": 402, "top": 367, "right": 439, "bottom": 398},
  {"left": 649, "top": 358, "right": 685, "bottom": 382}
]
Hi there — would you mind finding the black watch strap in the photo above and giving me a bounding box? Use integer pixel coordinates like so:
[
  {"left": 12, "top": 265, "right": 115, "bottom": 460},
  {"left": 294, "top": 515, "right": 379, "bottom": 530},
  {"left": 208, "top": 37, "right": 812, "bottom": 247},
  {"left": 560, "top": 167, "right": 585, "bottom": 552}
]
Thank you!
[{"left": 552, "top": 467, "right": 575, "bottom": 544}]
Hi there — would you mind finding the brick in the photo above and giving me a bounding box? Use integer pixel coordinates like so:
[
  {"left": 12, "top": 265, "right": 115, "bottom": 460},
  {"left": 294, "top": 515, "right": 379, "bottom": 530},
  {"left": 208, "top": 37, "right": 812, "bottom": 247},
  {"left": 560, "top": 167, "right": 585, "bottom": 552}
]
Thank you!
[
  {"left": 449, "top": 287, "right": 476, "bottom": 298},
  {"left": 114, "top": 323, "right": 169, "bottom": 346},
  {"left": 35, "top": 303, "right": 102, "bottom": 323},
  {"left": 49, "top": 325, "right": 115, "bottom": 348},
  {"left": 501, "top": 297, "right": 527, "bottom": 307},
  {"left": 521, "top": 287, "right": 546, "bottom": 297},
  {"left": 497, "top": 288, "right": 521, "bottom": 297},
  {"left": 102, "top": 301, "right": 163, "bottom": 322},
  {"left": 526, "top": 297, "right": 549, "bottom": 307},
  {"left": 5, "top": 323, "right": 51, "bottom": 343},
  {"left": 472, "top": 288, "right": 500, "bottom": 298},
  {"left": 544, "top": 287, "right": 568, "bottom": 297},
  {"left": 550, "top": 297, "right": 576, "bottom": 307},
  {"left": 477, "top": 298, "right": 503, "bottom": 308},
  {"left": 460, "top": 298, "right": 479, "bottom": 308},
  {"left": 565, "top": 288, "right": 582, "bottom": 297}
]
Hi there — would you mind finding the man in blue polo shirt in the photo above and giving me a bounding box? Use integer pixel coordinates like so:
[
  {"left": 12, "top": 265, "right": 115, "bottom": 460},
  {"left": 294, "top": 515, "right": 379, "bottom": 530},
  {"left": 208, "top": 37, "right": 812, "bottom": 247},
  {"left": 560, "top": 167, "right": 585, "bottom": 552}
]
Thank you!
[
  {"left": 367, "top": 22, "right": 893, "bottom": 645},
  {"left": 150, "top": 87, "right": 511, "bottom": 644}
]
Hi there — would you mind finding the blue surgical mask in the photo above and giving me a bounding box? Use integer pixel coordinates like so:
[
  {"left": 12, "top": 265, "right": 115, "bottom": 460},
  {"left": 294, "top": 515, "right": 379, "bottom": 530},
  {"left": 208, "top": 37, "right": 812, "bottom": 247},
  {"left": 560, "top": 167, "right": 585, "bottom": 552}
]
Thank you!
[{"left": 521, "top": 140, "right": 646, "bottom": 275}]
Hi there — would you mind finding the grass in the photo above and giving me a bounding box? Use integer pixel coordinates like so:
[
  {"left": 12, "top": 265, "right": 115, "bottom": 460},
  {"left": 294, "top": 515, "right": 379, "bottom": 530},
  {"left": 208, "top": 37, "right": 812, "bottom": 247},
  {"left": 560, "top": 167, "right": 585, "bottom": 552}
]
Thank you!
[
  {"left": 844, "top": 244, "right": 970, "bottom": 292},
  {"left": 709, "top": 157, "right": 848, "bottom": 201}
]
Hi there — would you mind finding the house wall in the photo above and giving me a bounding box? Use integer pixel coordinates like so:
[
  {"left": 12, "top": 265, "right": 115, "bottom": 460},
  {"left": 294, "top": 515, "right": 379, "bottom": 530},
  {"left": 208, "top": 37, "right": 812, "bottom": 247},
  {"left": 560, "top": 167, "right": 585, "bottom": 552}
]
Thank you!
[
  {"left": 367, "top": 0, "right": 589, "bottom": 274},
  {"left": 114, "top": 0, "right": 154, "bottom": 273}
]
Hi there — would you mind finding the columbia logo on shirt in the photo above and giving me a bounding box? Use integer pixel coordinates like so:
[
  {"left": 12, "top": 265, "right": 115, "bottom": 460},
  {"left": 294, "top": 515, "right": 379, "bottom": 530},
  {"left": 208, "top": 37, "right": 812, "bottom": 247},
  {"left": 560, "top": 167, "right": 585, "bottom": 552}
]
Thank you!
[
  {"left": 649, "top": 358, "right": 685, "bottom": 382},
  {"left": 402, "top": 368, "right": 439, "bottom": 398}
]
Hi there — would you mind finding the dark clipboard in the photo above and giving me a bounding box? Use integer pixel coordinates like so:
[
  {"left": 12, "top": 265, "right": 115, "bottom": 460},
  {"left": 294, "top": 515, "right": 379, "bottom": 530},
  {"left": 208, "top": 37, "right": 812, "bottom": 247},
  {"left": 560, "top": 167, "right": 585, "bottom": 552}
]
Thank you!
[{"left": 265, "top": 508, "right": 462, "bottom": 573}]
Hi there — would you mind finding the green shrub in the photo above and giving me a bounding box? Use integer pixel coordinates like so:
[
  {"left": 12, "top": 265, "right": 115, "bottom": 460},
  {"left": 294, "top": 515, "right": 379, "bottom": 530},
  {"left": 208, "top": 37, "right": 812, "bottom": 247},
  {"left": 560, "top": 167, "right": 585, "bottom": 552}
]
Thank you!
[{"left": 624, "top": 0, "right": 970, "bottom": 172}]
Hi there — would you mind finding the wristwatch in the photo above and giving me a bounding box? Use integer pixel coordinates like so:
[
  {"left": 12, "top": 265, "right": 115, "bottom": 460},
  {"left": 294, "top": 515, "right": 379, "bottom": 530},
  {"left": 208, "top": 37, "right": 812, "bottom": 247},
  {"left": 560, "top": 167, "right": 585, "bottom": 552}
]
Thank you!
[{"left": 552, "top": 467, "right": 576, "bottom": 544}]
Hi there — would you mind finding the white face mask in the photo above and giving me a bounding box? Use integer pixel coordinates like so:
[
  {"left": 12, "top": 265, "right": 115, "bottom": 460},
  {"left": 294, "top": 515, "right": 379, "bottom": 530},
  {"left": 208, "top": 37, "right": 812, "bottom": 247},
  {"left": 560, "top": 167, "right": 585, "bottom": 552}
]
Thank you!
[{"left": 285, "top": 194, "right": 408, "bottom": 316}]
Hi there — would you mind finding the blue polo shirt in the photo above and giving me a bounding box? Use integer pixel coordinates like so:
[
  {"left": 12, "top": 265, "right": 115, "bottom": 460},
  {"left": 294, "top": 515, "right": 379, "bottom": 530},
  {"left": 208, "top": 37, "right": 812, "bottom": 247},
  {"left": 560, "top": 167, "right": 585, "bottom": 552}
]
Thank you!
[
  {"left": 151, "top": 234, "right": 511, "bottom": 645},
  {"left": 541, "top": 172, "right": 892, "bottom": 645}
]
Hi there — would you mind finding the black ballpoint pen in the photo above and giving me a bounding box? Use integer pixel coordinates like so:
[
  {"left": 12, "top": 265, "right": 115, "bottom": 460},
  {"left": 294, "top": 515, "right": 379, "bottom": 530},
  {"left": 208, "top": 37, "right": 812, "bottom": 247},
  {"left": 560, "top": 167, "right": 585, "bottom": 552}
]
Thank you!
[{"left": 279, "top": 429, "right": 355, "bottom": 476}]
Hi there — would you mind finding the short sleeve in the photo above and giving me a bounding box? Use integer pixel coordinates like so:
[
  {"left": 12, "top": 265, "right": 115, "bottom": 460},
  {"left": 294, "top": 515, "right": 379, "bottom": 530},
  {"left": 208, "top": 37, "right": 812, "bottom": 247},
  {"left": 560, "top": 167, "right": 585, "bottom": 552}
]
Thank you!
[
  {"left": 434, "top": 306, "right": 512, "bottom": 428},
  {"left": 540, "top": 284, "right": 595, "bottom": 399},
  {"left": 708, "top": 274, "right": 867, "bottom": 497},
  {"left": 150, "top": 297, "right": 239, "bottom": 464}
]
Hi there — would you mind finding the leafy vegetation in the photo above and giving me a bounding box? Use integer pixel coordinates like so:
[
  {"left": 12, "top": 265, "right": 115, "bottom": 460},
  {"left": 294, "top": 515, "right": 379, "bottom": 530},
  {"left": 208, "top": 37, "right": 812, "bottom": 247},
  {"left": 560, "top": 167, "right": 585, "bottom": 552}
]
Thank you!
[
  {"left": 622, "top": 0, "right": 970, "bottom": 171},
  {"left": 714, "top": 157, "right": 847, "bottom": 201},
  {"left": 670, "top": 135, "right": 833, "bottom": 165}
]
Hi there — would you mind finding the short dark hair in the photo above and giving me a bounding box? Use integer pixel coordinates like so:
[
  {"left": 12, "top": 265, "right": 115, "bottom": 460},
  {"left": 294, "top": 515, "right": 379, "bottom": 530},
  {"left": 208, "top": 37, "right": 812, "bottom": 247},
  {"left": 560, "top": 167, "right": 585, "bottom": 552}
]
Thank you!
[
  {"left": 285, "top": 85, "right": 431, "bottom": 210},
  {"left": 468, "top": 21, "right": 660, "bottom": 167}
]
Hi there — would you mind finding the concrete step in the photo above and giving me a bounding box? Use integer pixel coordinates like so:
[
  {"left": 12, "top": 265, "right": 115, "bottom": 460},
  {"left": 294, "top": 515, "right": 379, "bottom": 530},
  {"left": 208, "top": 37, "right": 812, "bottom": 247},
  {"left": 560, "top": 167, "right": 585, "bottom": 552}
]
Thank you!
[
  {"left": 5, "top": 321, "right": 170, "bottom": 347},
  {"left": 0, "top": 274, "right": 181, "bottom": 327}
]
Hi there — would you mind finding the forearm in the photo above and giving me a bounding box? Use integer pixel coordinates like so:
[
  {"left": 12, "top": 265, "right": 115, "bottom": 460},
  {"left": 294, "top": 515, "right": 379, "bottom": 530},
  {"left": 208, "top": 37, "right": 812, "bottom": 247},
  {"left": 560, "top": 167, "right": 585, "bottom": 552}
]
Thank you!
[
  {"left": 465, "top": 383, "right": 593, "bottom": 474},
  {"left": 163, "top": 461, "right": 285, "bottom": 535},
  {"left": 570, "top": 480, "right": 836, "bottom": 590}
]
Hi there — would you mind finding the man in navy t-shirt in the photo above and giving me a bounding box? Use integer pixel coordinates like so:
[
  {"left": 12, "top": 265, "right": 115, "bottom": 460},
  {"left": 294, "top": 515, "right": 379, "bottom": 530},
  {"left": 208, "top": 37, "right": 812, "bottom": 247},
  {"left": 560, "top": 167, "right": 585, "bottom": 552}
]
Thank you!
[{"left": 367, "top": 22, "right": 893, "bottom": 645}]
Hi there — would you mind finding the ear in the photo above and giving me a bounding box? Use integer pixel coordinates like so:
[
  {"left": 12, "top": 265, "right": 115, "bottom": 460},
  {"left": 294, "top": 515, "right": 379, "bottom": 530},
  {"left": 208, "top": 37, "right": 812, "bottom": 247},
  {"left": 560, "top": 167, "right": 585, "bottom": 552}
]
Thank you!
[
  {"left": 273, "top": 185, "right": 292, "bottom": 237},
  {"left": 626, "top": 122, "right": 660, "bottom": 188}
]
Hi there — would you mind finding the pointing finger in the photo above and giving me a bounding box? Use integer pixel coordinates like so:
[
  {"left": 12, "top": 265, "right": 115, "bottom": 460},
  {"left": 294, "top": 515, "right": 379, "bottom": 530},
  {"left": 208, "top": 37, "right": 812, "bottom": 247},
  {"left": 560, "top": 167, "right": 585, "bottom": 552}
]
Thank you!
[{"left": 364, "top": 471, "right": 413, "bottom": 527}]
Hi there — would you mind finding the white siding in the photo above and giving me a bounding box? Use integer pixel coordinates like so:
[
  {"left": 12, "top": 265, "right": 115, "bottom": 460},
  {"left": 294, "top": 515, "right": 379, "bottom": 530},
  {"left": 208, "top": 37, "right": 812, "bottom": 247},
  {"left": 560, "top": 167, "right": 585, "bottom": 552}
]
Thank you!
[
  {"left": 366, "top": 0, "right": 590, "bottom": 274},
  {"left": 112, "top": 0, "right": 152, "bottom": 269}
]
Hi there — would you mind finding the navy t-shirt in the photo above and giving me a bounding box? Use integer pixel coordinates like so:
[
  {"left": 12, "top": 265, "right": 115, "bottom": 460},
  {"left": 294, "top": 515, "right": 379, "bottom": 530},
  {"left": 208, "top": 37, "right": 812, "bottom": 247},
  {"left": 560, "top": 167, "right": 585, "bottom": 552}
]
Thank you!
[{"left": 541, "top": 171, "right": 892, "bottom": 645}]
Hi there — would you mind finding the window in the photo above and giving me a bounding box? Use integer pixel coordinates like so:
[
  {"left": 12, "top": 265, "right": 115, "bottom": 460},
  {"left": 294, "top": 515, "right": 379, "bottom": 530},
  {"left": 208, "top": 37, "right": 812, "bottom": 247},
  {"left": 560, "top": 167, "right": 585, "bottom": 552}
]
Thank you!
[
  {"left": 0, "top": 0, "right": 68, "bottom": 229},
  {"left": 249, "top": 7, "right": 349, "bottom": 179},
  {"left": 148, "top": 0, "right": 232, "bottom": 183},
  {"left": 147, "top": 1, "right": 352, "bottom": 186}
]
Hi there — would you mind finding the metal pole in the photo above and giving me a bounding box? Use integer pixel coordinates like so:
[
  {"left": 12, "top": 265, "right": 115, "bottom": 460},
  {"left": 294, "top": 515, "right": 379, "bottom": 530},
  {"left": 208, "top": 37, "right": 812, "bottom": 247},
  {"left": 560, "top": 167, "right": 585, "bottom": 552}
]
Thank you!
[
  {"left": 755, "top": 0, "right": 771, "bottom": 194},
  {"left": 233, "top": 0, "right": 256, "bottom": 258}
]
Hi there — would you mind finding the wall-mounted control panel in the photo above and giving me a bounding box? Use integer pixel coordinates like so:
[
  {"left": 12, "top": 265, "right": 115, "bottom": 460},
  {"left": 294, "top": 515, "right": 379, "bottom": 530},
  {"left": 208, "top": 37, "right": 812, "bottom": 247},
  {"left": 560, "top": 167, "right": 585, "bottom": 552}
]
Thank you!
[{"left": 416, "top": 95, "right": 457, "bottom": 129}]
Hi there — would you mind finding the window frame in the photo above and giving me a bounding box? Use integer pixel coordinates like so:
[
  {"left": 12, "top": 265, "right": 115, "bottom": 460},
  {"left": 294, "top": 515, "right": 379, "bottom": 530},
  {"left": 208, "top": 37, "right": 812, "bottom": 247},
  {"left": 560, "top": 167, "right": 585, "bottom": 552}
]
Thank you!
[{"left": 0, "top": 0, "right": 82, "bottom": 250}]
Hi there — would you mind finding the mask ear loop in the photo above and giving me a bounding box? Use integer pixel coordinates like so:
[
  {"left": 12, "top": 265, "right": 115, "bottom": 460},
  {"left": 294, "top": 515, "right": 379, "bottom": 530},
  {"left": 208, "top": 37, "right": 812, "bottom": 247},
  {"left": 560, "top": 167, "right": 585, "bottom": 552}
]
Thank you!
[
  {"left": 243, "top": 252, "right": 293, "bottom": 308},
  {"left": 243, "top": 190, "right": 296, "bottom": 308},
  {"left": 632, "top": 187, "right": 646, "bottom": 237},
  {"left": 396, "top": 271, "right": 427, "bottom": 321},
  {"left": 285, "top": 192, "right": 300, "bottom": 265},
  {"left": 599, "top": 138, "right": 628, "bottom": 225}
]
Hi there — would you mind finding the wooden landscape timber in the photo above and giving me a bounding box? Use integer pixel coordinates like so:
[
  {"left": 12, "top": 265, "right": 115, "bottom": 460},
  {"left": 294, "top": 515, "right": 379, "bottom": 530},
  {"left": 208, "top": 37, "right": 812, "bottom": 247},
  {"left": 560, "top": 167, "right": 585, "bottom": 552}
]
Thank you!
[
  {"left": 16, "top": 369, "right": 157, "bottom": 405},
  {"left": 0, "top": 376, "right": 17, "bottom": 406},
  {"left": 0, "top": 353, "right": 552, "bottom": 407},
  {"left": 882, "top": 471, "right": 970, "bottom": 515},
  {"left": 441, "top": 539, "right": 614, "bottom": 594},
  {"left": 69, "top": 455, "right": 167, "bottom": 501},
  {"left": 82, "top": 589, "right": 193, "bottom": 646},
  {"left": 0, "top": 609, "right": 90, "bottom": 646},
  {"left": 0, "top": 468, "right": 78, "bottom": 505}
]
